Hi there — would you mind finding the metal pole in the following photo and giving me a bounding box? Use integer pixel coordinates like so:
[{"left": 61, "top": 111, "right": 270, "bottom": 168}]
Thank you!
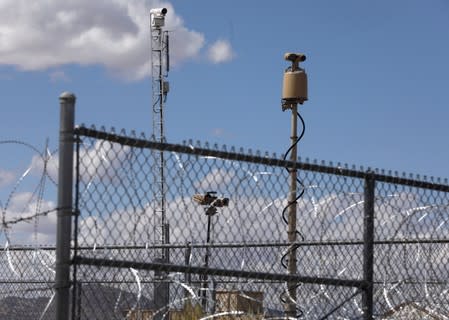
[
  {"left": 184, "top": 243, "right": 192, "bottom": 299},
  {"left": 151, "top": 20, "right": 170, "bottom": 316},
  {"left": 202, "top": 214, "right": 212, "bottom": 310},
  {"left": 362, "top": 173, "right": 375, "bottom": 320},
  {"left": 55, "top": 92, "right": 76, "bottom": 320},
  {"left": 287, "top": 103, "right": 298, "bottom": 317}
]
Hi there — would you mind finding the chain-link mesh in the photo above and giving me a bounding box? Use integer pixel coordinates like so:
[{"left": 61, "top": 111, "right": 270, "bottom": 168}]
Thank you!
[
  {"left": 0, "top": 247, "right": 55, "bottom": 320},
  {"left": 71, "top": 126, "right": 449, "bottom": 320},
  {"left": 0, "top": 139, "right": 60, "bottom": 320}
]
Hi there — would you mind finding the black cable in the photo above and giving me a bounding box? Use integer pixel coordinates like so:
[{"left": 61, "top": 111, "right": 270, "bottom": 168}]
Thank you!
[
  {"left": 281, "top": 111, "right": 306, "bottom": 256},
  {"left": 280, "top": 111, "right": 306, "bottom": 318},
  {"left": 282, "top": 112, "right": 306, "bottom": 160}
]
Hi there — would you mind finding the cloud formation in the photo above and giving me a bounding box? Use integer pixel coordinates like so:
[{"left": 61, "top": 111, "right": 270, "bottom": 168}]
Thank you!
[
  {"left": 2, "top": 191, "right": 56, "bottom": 244},
  {"left": 0, "top": 169, "right": 15, "bottom": 188},
  {"left": 207, "top": 39, "right": 235, "bottom": 64},
  {"left": 0, "top": 0, "right": 232, "bottom": 80}
]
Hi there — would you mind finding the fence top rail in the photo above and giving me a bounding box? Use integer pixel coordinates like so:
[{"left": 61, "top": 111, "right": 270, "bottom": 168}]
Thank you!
[
  {"left": 74, "top": 256, "right": 367, "bottom": 289},
  {"left": 74, "top": 125, "right": 449, "bottom": 192}
]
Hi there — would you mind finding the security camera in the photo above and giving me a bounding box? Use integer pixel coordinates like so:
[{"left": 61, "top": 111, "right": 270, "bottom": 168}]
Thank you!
[
  {"left": 150, "top": 8, "right": 167, "bottom": 28},
  {"left": 150, "top": 8, "right": 167, "bottom": 16},
  {"left": 284, "top": 53, "right": 306, "bottom": 63},
  {"left": 193, "top": 191, "right": 229, "bottom": 207},
  {"left": 193, "top": 192, "right": 218, "bottom": 206},
  {"left": 282, "top": 52, "right": 308, "bottom": 106}
]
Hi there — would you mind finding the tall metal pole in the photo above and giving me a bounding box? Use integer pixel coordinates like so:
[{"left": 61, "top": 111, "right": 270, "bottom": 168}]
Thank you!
[
  {"left": 286, "top": 103, "right": 298, "bottom": 318},
  {"left": 362, "top": 173, "right": 375, "bottom": 320},
  {"left": 282, "top": 52, "right": 307, "bottom": 318},
  {"left": 151, "top": 22, "right": 167, "bottom": 257},
  {"left": 55, "top": 92, "right": 76, "bottom": 320},
  {"left": 150, "top": 9, "right": 170, "bottom": 316},
  {"left": 150, "top": 9, "right": 169, "bottom": 260}
]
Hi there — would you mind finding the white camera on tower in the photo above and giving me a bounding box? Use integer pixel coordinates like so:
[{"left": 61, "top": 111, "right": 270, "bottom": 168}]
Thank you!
[
  {"left": 150, "top": 8, "right": 167, "bottom": 28},
  {"left": 150, "top": 8, "right": 167, "bottom": 15}
]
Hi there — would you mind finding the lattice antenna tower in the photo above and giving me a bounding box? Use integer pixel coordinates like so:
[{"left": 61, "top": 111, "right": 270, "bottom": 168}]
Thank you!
[{"left": 150, "top": 8, "right": 170, "bottom": 259}]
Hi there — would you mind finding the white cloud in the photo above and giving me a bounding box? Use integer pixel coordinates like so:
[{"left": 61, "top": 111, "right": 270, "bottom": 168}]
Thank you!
[
  {"left": 0, "top": 169, "right": 15, "bottom": 188},
  {"left": 194, "top": 168, "right": 235, "bottom": 191},
  {"left": 206, "top": 39, "right": 235, "bottom": 64},
  {"left": 78, "top": 139, "right": 131, "bottom": 183},
  {"left": 0, "top": 0, "right": 210, "bottom": 80},
  {"left": 30, "top": 152, "right": 59, "bottom": 183},
  {"left": 1, "top": 191, "right": 57, "bottom": 245},
  {"left": 77, "top": 193, "right": 285, "bottom": 249},
  {"left": 28, "top": 140, "right": 132, "bottom": 184}
]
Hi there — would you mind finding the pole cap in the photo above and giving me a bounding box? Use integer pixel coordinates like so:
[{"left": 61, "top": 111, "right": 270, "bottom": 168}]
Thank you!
[{"left": 59, "top": 92, "right": 76, "bottom": 102}]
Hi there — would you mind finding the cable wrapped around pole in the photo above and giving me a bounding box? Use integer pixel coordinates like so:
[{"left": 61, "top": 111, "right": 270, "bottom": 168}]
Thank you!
[{"left": 280, "top": 106, "right": 306, "bottom": 318}]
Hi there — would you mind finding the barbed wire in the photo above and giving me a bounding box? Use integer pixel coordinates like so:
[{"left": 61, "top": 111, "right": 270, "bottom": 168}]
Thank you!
[
  {"left": 69, "top": 126, "right": 449, "bottom": 319},
  {"left": 2, "top": 132, "right": 449, "bottom": 319},
  {"left": 0, "top": 139, "right": 59, "bottom": 247},
  {"left": 1, "top": 207, "right": 71, "bottom": 228}
]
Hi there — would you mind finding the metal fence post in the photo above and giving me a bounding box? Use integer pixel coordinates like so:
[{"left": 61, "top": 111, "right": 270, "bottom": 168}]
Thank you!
[
  {"left": 55, "top": 92, "right": 76, "bottom": 320},
  {"left": 362, "top": 172, "right": 375, "bottom": 320}
]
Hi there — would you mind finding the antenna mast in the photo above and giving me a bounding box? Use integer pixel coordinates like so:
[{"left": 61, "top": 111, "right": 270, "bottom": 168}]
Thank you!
[
  {"left": 150, "top": 8, "right": 169, "bottom": 259},
  {"left": 150, "top": 8, "right": 170, "bottom": 315},
  {"left": 281, "top": 52, "right": 308, "bottom": 318}
]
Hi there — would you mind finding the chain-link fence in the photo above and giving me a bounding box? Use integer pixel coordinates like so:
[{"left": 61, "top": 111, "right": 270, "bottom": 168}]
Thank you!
[
  {"left": 1, "top": 97, "right": 448, "bottom": 319},
  {"left": 0, "top": 137, "right": 59, "bottom": 320},
  {"left": 0, "top": 246, "right": 56, "bottom": 320},
  {"left": 1, "top": 121, "right": 448, "bottom": 319},
  {"left": 67, "top": 125, "right": 449, "bottom": 320}
]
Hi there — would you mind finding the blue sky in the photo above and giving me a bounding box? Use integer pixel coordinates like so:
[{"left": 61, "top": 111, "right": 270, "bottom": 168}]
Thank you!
[
  {"left": 0, "top": 0, "right": 448, "bottom": 181},
  {"left": 0, "top": 2, "right": 448, "bottom": 311}
]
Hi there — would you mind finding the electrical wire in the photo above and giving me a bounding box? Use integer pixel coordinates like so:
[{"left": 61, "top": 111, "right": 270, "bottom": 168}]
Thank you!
[{"left": 280, "top": 111, "right": 306, "bottom": 318}]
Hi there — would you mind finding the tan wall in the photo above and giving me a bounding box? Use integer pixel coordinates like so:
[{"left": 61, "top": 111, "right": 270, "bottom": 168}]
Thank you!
[
  {"left": 208, "top": 315, "right": 264, "bottom": 320},
  {"left": 215, "top": 291, "right": 264, "bottom": 315},
  {"left": 125, "top": 310, "right": 154, "bottom": 320},
  {"left": 125, "top": 291, "right": 264, "bottom": 320}
]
